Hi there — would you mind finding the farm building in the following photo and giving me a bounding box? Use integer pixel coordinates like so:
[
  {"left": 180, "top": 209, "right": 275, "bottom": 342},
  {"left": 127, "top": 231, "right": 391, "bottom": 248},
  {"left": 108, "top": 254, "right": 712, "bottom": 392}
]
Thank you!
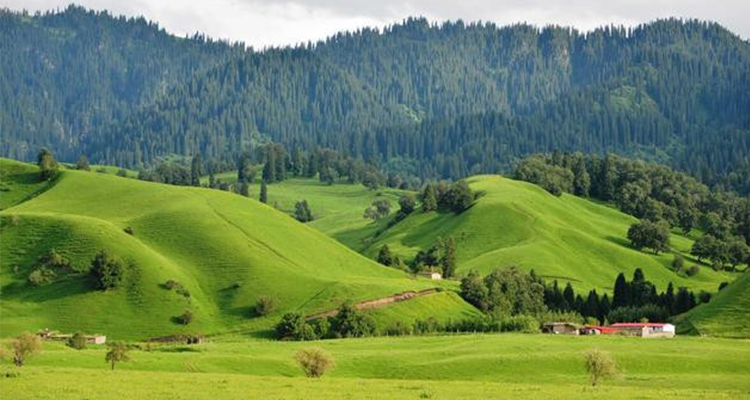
[
  {"left": 418, "top": 271, "right": 442, "bottom": 280},
  {"left": 581, "top": 326, "right": 620, "bottom": 335},
  {"left": 542, "top": 322, "right": 579, "bottom": 335},
  {"left": 609, "top": 323, "right": 676, "bottom": 338},
  {"left": 37, "top": 329, "right": 107, "bottom": 344}
]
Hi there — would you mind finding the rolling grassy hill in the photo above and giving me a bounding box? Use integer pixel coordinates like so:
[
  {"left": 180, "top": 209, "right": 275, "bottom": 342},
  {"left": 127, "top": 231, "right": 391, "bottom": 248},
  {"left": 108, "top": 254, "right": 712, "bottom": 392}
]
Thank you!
[
  {"left": 676, "top": 270, "right": 750, "bottom": 337},
  {"left": 359, "top": 175, "right": 733, "bottom": 292},
  {"left": 0, "top": 159, "right": 464, "bottom": 339}
]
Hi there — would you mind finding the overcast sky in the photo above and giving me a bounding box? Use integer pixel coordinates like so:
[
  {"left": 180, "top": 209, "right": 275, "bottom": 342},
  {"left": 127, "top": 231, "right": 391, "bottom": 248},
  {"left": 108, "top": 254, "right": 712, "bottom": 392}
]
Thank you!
[{"left": 4, "top": 1, "right": 749, "bottom": 47}]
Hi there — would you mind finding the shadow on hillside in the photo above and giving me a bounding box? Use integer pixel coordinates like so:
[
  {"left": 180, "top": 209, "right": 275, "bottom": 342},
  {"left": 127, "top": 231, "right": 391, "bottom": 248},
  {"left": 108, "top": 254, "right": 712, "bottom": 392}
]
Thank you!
[
  {"left": 5, "top": 274, "right": 91, "bottom": 302},
  {"left": 605, "top": 235, "right": 633, "bottom": 250}
]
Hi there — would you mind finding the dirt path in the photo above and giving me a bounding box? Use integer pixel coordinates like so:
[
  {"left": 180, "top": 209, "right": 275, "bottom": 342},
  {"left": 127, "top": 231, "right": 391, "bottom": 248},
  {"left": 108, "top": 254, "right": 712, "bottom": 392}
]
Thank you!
[{"left": 306, "top": 288, "right": 439, "bottom": 320}]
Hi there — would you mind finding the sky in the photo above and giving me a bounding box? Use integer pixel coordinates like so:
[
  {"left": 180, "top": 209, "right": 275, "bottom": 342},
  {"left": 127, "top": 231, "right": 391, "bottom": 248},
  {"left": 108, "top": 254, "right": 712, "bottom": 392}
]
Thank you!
[{"left": 3, "top": 0, "right": 749, "bottom": 48}]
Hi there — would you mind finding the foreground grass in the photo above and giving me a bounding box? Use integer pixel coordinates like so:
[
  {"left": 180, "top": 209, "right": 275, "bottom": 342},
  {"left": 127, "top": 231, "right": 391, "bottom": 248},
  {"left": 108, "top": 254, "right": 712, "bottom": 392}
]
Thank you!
[{"left": 2, "top": 334, "right": 749, "bottom": 399}]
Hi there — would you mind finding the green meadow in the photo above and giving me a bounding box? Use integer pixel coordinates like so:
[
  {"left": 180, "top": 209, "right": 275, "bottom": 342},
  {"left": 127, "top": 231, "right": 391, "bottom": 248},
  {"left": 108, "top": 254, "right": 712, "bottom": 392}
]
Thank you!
[{"left": 2, "top": 334, "right": 750, "bottom": 399}]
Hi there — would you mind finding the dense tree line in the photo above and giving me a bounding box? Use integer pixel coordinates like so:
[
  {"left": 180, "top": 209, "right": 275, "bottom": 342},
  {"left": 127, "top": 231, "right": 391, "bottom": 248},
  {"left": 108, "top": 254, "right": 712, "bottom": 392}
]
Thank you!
[
  {"left": 544, "top": 269, "right": 708, "bottom": 323},
  {"left": 4, "top": 9, "right": 750, "bottom": 194}
]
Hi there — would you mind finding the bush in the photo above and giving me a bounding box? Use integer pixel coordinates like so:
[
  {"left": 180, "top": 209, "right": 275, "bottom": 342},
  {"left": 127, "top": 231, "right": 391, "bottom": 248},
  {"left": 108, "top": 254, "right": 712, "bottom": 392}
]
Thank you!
[
  {"left": 686, "top": 265, "right": 700, "bottom": 277},
  {"left": 67, "top": 332, "right": 87, "bottom": 350},
  {"left": 295, "top": 348, "right": 333, "bottom": 378},
  {"left": 176, "top": 310, "right": 194, "bottom": 325},
  {"left": 384, "top": 321, "right": 413, "bottom": 336},
  {"left": 124, "top": 226, "right": 134, "bottom": 235},
  {"left": 500, "top": 315, "right": 539, "bottom": 333},
  {"left": 584, "top": 349, "right": 618, "bottom": 386},
  {"left": 11, "top": 332, "right": 42, "bottom": 367},
  {"left": 28, "top": 267, "right": 56, "bottom": 286},
  {"left": 253, "top": 295, "right": 276, "bottom": 316}
]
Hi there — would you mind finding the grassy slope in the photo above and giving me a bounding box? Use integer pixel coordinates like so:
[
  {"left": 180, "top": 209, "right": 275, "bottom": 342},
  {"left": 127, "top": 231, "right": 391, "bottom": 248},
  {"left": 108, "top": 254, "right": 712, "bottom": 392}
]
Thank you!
[
  {"left": 362, "top": 175, "right": 732, "bottom": 292},
  {"left": 2, "top": 334, "right": 749, "bottom": 399},
  {"left": 0, "top": 159, "right": 465, "bottom": 339},
  {"left": 677, "top": 270, "right": 750, "bottom": 337},
  {"left": 203, "top": 171, "right": 407, "bottom": 249}
]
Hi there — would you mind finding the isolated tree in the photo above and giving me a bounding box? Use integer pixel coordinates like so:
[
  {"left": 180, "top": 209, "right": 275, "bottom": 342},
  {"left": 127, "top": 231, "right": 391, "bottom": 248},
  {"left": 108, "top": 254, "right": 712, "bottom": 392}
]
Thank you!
[
  {"left": 76, "top": 154, "right": 91, "bottom": 171},
  {"left": 377, "top": 244, "right": 394, "bottom": 266},
  {"left": 584, "top": 349, "right": 618, "bottom": 386},
  {"left": 105, "top": 342, "right": 130, "bottom": 371},
  {"left": 398, "top": 194, "right": 416, "bottom": 215},
  {"left": 253, "top": 295, "right": 276, "bottom": 316},
  {"left": 691, "top": 234, "right": 717, "bottom": 262},
  {"left": 67, "top": 331, "right": 87, "bottom": 350},
  {"left": 671, "top": 255, "right": 685, "bottom": 273},
  {"left": 295, "top": 200, "right": 313, "bottom": 222},
  {"left": 627, "top": 220, "right": 670, "bottom": 254},
  {"left": 363, "top": 199, "right": 391, "bottom": 220},
  {"left": 726, "top": 237, "right": 749, "bottom": 270},
  {"left": 190, "top": 154, "right": 202, "bottom": 186},
  {"left": 237, "top": 152, "right": 253, "bottom": 183},
  {"left": 239, "top": 180, "right": 250, "bottom": 197},
  {"left": 260, "top": 180, "right": 268, "bottom": 203},
  {"left": 90, "top": 250, "right": 125, "bottom": 290},
  {"left": 421, "top": 184, "right": 438, "bottom": 212},
  {"left": 295, "top": 348, "right": 333, "bottom": 378},
  {"left": 440, "top": 237, "right": 457, "bottom": 278},
  {"left": 441, "top": 180, "right": 474, "bottom": 212},
  {"left": 11, "top": 332, "right": 41, "bottom": 367},
  {"left": 37, "top": 148, "right": 59, "bottom": 181}
]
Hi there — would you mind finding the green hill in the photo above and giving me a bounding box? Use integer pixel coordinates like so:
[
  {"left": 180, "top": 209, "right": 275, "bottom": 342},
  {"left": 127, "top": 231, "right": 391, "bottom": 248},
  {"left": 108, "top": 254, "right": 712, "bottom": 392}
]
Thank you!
[
  {"left": 0, "top": 159, "right": 461, "bottom": 339},
  {"left": 677, "top": 270, "right": 750, "bottom": 337},
  {"left": 359, "top": 175, "right": 732, "bottom": 292}
]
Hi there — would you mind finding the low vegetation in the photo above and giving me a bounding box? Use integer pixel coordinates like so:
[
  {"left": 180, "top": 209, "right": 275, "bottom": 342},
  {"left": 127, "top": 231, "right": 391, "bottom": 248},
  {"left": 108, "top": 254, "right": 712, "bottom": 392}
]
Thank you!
[
  {"left": 584, "top": 349, "right": 619, "bottom": 387},
  {"left": 295, "top": 348, "right": 333, "bottom": 378}
]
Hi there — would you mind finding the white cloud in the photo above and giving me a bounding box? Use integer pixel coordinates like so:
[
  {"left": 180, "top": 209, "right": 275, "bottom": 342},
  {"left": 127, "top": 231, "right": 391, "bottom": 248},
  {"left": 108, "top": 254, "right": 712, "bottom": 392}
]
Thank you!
[{"left": 2, "top": 0, "right": 748, "bottom": 47}]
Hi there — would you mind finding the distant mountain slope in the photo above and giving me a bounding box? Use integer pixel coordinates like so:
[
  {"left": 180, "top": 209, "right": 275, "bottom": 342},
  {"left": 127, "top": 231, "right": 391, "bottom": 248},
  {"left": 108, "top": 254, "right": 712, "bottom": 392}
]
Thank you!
[
  {"left": 0, "top": 6, "right": 241, "bottom": 161},
  {"left": 677, "top": 270, "right": 750, "bottom": 337},
  {"left": 2, "top": 8, "right": 750, "bottom": 188},
  {"left": 0, "top": 159, "right": 459, "bottom": 339},
  {"left": 359, "top": 175, "right": 732, "bottom": 292}
]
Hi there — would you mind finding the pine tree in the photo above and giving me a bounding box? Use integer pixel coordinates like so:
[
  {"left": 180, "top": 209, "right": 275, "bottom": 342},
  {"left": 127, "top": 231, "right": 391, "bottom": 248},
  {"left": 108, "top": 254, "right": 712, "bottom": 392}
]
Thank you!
[
  {"left": 440, "top": 237, "right": 457, "bottom": 278},
  {"left": 190, "top": 154, "right": 202, "bottom": 186},
  {"left": 260, "top": 180, "right": 268, "bottom": 204},
  {"left": 377, "top": 244, "right": 393, "bottom": 266},
  {"left": 612, "top": 273, "right": 630, "bottom": 309},
  {"left": 76, "top": 154, "right": 90, "bottom": 171},
  {"left": 422, "top": 184, "right": 438, "bottom": 212}
]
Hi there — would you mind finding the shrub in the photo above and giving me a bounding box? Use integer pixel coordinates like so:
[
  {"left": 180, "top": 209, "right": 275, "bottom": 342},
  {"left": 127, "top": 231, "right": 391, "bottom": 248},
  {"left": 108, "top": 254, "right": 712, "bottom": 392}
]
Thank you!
[
  {"left": 253, "top": 295, "right": 276, "bottom": 316},
  {"left": 500, "top": 315, "right": 539, "bottom": 333},
  {"left": 686, "top": 265, "right": 700, "bottom": 277},
  {"left": 671, "top": 255, "right": 685, "bottom": 272},
  {"left": 39, "top": 248, "right": 70, "bottom": 269},
  {"left": 67, "top": 332, "right": 87, "bottom": 350},
  {"left": 698, "top": 291, "right": 712, "bottom": 304},
  {"left": 295, "top": 348, "right": 333, "bottom": 378},
  {"left": 11, "top": 333, "right": 42, "bottom": 367},
  {"left": 105, "top": 342, "right": 130, "bottom": 370},
  {"left": 584, "top": 349, "right": 618, "bottom": 386},
  {"left": 28, "top": 267, "right": 56, "bottom": 286},
  {"left": 384, "top": 321, "right": 413, "bottom": 336},
  {"left": 176, "top": 310, "right": 194, "bottom": 325},
  {"left": 124, "top": 226, "right": 134, "bottom": 235}
]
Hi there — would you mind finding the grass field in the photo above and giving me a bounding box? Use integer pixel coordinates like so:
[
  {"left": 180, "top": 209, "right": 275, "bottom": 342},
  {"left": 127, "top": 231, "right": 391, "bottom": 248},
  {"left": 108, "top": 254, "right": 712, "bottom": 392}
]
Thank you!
[
  {"left": 0, "top": 158, "right": 463, "bottom": 340},
  {"left": 360, "top": 175, "right": 734, "bottom": 292},
  {"left": 2, "top": 334, "right": 749, "bottom": 399}
]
